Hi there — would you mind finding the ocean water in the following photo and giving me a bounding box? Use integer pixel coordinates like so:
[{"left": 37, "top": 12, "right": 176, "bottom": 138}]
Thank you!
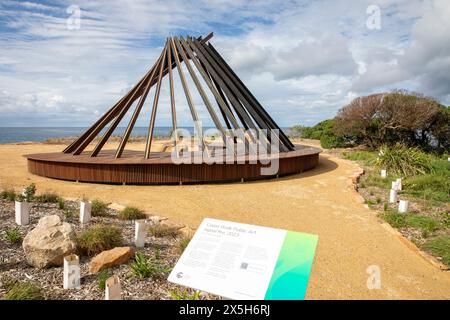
[
  {"left": 0, "top": 126, "right": 292, "bottom": 144},
  {"left": 0, "top": 127, "right": 193, "bottom": 144}
]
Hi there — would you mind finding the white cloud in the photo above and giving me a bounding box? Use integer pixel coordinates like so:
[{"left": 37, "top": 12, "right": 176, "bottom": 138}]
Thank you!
[{"left": 0, "top": 0, "right": 449, "bottom": 128}]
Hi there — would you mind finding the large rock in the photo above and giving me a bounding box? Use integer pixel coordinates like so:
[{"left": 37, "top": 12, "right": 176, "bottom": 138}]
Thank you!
[
  {"left": 89, "top": 247, "right": 134, "bottom": 274},
  {"left": 22, "top": 215, "right": 76, "bottom": 268}
]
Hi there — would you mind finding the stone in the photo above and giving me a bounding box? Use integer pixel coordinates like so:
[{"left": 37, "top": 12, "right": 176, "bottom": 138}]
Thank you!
[
  {"left": 22, "top": 215, "right": 77, "bottom": 268},
  {"left": 89, "top": 247, "right": 135, "bottom": 274}
]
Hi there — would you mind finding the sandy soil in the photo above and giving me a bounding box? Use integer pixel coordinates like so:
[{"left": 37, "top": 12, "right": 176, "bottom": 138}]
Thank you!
[{"left": 0, "top": 139, "right": 449, "bottom": 299}]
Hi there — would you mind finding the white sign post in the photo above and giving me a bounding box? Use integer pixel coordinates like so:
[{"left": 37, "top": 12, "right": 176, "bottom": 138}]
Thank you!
[
  {"left": 134, "top": 220, "right": 146, "bottom": 248},
  {"left": 168, "top": 218, "right": 318, "bottom": 300},
  {"left": 105, "top": 275, "right": 121, "bottom": 300},
  {"left": 63, "top": 254, "right": 80, "bottom": 289}
]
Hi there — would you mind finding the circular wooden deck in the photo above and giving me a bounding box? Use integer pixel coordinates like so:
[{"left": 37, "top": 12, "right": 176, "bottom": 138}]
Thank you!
[{"left": 25, "top": 145, "right": 321, "bottom": 185}]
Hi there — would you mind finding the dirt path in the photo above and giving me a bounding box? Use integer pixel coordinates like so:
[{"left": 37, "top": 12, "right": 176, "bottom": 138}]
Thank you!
[{"left": 0, "top": 141, "right": 449, "bottom": 299}]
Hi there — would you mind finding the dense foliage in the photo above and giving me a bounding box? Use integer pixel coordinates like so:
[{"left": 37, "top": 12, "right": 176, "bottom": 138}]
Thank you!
[{"left": 333, "top": 90, "right": 449, "bottom": 152}]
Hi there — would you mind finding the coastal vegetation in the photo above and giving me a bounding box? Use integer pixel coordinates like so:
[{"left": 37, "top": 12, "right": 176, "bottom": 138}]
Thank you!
[
  {"left": 291, "top": 90, "right": 449, "bottom": 153},
  {"left": 343, "top": 146, "right": 449, "bottom": 267}
]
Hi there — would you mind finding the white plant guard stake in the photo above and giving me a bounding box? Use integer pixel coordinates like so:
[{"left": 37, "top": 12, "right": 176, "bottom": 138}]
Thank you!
[
  {"left": 63, "top": 254, "right": 81, "bottom": 289},
  {"left": 105, "top": 275, "right": 121, "bottom": 300},
  {"left": 398, "top": 200, "right": 409, "bottom": 213},
  {"left": 380, "top": 169, "right": 387, "bottom": 178},
  {"left": 391, "top": 181, "right": 399, "bottom": 191},
  {"left": 135, "top": 220, "right": 146, "bottom": 248},
  {"left": 396, "top": 178, "right": 402, "bottom": 191},
  {"left": 389, "top": 189, "right": 398, "bottom": 204},
  {"left": 15, "top": 201, "right": 30, "bottom": 225},
  {"left": 80, "top": 200, "right": 92, "bottom": 224}
]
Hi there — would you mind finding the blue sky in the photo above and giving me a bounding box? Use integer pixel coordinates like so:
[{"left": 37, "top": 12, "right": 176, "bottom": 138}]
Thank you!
[{"left": 0, "top": 0, "right": 449, "bottom": 127}]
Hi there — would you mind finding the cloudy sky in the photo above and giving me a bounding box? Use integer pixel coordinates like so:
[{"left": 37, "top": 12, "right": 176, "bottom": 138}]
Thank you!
[{"left": 0, "top": 0, "right": 449, "bottom": 127}]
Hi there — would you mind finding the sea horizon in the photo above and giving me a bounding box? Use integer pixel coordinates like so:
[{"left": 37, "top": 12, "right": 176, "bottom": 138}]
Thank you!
[{"left": 0, "top": 126, "right": 292, "bottom": 144}]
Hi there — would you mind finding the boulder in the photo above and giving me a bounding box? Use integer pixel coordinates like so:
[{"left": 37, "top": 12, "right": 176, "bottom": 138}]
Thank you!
[
  {"left": 22, "top": 215, "right": 77, "bottom": 268},
  {"left": 89, "top": 247, "right": 134, "bottom": 274}
]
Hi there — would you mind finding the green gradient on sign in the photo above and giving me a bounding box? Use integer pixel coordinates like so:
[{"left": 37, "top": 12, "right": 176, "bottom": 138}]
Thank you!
[{"left": 264, "top": 231, "right": 318, "bottom": 300}]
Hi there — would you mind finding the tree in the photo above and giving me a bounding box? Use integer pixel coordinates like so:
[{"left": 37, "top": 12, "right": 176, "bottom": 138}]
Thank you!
[{"left": 333, "top": 90, "right": 444, "bottom": 150}]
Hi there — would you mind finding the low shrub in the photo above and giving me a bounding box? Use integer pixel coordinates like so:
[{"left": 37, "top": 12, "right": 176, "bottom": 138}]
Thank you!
[
  {"left": 130, "top": 252, "right": 168, "bottom": 279},
  {"left": 423, "top": 236, "right": 450, "bottom": 266},
  {"left": 4, "top": 282, "right": 44, "bottom": 300},
  {"left": 0, "top": 188, "right": 17, "bottom": 201},
  {"left": 169, "top": 288, "right": 201, "bottom": 300},
  {"left": 58, "top": 197, "right": 65, "bottom": 210},
  {"left": 375, "top": 144, "right": 435, "bottom": 176},
  {"left": 91, "top": 199, "right": 109, "bottom": 217},
  {"left": 118, "top": 207, "right": 145, "bottom": 220},
  {"left": 76, "top": 225, "right": 123, "bottom": 256},
  {"left": 5, "top": 226, "right": 22, "bottom": 244},
  {"left": 34, "top": 192, "right": 59, "bottom": 203},
  {"left": 148, "top": 224, "right": 181, "bottom": 238}
]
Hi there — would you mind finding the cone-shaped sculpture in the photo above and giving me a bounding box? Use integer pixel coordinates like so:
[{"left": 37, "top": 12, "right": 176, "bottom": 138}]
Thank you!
[{"left": 25, "top": 33, "right": 320, "bottom": 184}]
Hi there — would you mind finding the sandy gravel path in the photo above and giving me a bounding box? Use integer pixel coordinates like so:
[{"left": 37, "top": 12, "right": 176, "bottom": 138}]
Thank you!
[{"left": 0, "top": 141, "right": 449, "bottom": 299}]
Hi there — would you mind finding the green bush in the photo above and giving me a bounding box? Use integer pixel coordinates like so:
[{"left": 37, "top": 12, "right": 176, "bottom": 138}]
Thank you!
[
  {"left": 5, "top": 226, "right": 22, "bottom": 244},
  {"left": 34, "top": 192, "right": 59, "bottom": 203},
  {"left": 130, "top": 252, "right": 168, "bottom": 279},
  {"left": 375, "top": 144, "right": 435, "bottom": 176},
  {"left": 4, "top": 282, "right": 44, "bottom": 300},
  {"left": 15, "top": 183, "right": 36, "bottom": 202},
  {"left": 0, "top": 189, "right": 17, "bottom": 201},
  {"left": 76, "top": 225, "right": 123, "bottom": 256},
  {"left": 423, "top": 236, "right": 450, "bottom": 266},
  {"left": 169, "top": 288, "right": 201, "bottom": 300},
  {"left": 91, "top": 199, "right": 109, "bottom": 217},
  {"left": 118, "top": 207, "right": 145, "bottom": 220}
]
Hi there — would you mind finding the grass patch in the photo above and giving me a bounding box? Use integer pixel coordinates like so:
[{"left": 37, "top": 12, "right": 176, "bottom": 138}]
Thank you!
[
  {"left": 148, "top": 224, "right": 181, "bottom": 238},
  {"left": 130, "top": 252, "right": 169, "bottom": 279},
  {"left": 34, "top": 192, "right": 59, "bottom": 203},
  {"left": 118, "top": 207, "right": 145, "bottom": 220},
  {"left": 405, "top": 215, "right": 439, "bottom": 233},
  {"left": 4, "top": 282, "right": 44, "bottom": 300},
  {"left": 403, "top": 173, "right": 449, "bottom": 203},
  {"left": 91, "top": 199, "right": 109, "bottom": 217},
  {"left": 363, "top": 173, "right": 392, "bottom": 189},
  {"left": 76, "top": 224, "right": 123, "bottom": 256},
  {"left": 169, "top": 288, "right": 201, "bottom": 300},
  {"left": 381, "top": 210, "right": 441, "bottom": 234},
  {"left": 58, "top": 197, "right": 65, "bottom": 210},
  {"left": 343, "top": 150, "right": 377, "bottom": 164},
  {"left": 423, "top": 236, "right": 450, "bottom": 266},
  {"left": 5, "top": 226, "right": 22, "bottom": 244},
  {"left": 0, "top": 188, "right": 17, "bottom": 201},
  {"left": 380, "top": 210, "right": 407, "bottom": 228},
  {"left": 177, "top": 236, "right": 191, "bottom": 253},
  {"left": 97, "top": 269, "right": 110, "bottom": 290}
]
